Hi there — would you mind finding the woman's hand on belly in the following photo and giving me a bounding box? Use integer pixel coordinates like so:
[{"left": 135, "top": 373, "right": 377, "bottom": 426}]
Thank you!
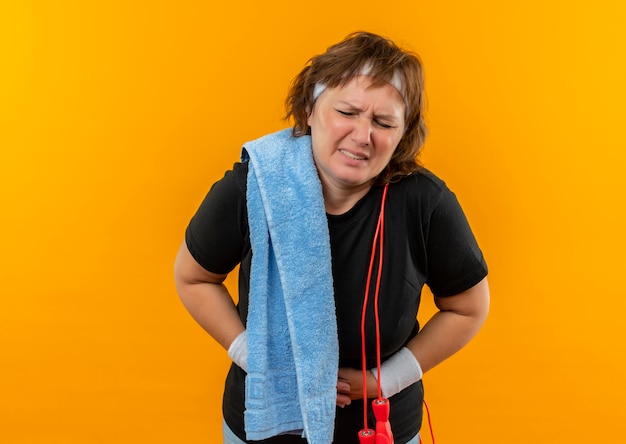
[{"left": 337, "top": 367, "right": 379, "bottom": 406}]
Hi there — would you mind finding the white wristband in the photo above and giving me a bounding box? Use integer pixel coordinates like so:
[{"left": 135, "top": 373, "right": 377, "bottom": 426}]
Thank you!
[
  {"left": 371, "top": 347, "right": 423, "bottom": 398},
  {"left": 227, "top": 330, "right": 248, "bottom": 372}
]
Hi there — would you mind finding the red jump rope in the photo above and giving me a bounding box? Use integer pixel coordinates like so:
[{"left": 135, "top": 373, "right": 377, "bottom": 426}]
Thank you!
[
  {"left": 358, "top": 183, "right": 393, "bottom": 444},
  {"left": 356, "top": 183, "right": 436, "bottom": 444}
]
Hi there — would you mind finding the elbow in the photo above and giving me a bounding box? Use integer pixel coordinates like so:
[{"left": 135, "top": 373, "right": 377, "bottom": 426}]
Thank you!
[
  {"left": 472, "top": 276, "right": 490, "bottom": 322},
  {"left": 478, "top": 278, "right": 490, "bottom": 317},
  {"left": 436, "top": 276, "right": 490, "bottom": 330}
]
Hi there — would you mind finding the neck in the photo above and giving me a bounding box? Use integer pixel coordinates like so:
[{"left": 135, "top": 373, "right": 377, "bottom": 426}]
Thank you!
[{"left": 321, "top": 181, "right": 373, "bottom": 215}]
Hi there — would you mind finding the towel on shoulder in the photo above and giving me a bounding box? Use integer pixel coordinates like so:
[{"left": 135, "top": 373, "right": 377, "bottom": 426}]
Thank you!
[{"left": 241, "top": 128, "right": 339, "bottom": 444}]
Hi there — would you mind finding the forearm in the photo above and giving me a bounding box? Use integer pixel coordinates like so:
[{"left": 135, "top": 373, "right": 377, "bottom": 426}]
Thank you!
[
  {"left": 408, "top": 277, "right": 490, "bottom": 373},
  {"left": 407, "top": 310, "right": 482, "bottom": 373},
  {"left": 177, "top": 280, "right": 244, "bottom": 350},
  {"left": 337, "top": 278, "right": 489, "bottom": 402},
  {"left": 174, "top": 241, "right": 244, "bottom": 351}
]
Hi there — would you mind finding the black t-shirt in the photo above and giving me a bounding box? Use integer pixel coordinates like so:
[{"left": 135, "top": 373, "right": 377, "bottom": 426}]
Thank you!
[{"left": 185, "top": 162, "right": 488, "bottom": 444}]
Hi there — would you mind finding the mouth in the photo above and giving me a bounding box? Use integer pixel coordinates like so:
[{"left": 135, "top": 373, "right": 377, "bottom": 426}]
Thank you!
[{"left": 339, "top": 149, "right": 368, "bottom": 161}]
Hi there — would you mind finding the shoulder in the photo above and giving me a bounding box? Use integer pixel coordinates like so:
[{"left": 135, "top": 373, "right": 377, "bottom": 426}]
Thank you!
[
  {"left": 211, "top": 161, "right": 248, "bottom": 197},
  {"left": 396, "top": 167, "right": 448, "bottom": 192},
  {"left": 389, "top": 168, "right": 451, "bottom": 213},
  {"left": 190, "top": 162, "right": 249, "bottom": 230},
  {"left": 231, "top": 161, "right": 249, "bottom": 190}
]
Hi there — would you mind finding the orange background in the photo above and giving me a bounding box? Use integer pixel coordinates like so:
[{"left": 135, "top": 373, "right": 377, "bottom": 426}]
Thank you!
[{"left": 1, "top": 1, "right": 625, "bottom": 443}]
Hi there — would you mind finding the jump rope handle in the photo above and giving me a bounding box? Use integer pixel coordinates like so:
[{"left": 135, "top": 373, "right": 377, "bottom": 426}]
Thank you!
[
  {"left": 358, "top": 398, "right": 394, "bottom": 444},
  {"left": 358, "top": 428, "right": 376, "bottom": 443},
  {"left": 373, "top": 398, "right": 393, "bottom": 444}
]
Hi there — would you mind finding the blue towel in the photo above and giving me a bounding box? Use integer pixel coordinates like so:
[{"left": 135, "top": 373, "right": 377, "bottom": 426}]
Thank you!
[{"left": 241, "top": 128, "right": 338, "bottom": 443}]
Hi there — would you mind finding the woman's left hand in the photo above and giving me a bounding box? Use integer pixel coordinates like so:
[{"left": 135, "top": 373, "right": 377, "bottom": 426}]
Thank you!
[{"left": 337, "top": 367, "right": 379, "bottom": 406}]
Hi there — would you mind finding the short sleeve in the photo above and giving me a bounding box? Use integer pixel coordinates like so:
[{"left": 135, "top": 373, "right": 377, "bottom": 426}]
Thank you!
[
  {"left": 425, "top": 186, "right": 488, "bottom": 297},
  {"left": 185, "top": 162, "right": 248, "bottom": 275}
]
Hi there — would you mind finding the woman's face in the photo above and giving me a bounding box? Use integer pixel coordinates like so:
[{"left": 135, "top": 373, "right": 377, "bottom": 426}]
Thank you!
[{"left": 307, "top": 75, "right": 405, "bottom": 192}]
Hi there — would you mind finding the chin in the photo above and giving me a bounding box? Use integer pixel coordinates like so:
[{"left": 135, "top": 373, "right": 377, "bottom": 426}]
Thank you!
[
  {"left": 329, "top": 166, "right": 375, "bottom": 188},
  {"left": 337, "top": 176, "right": 372, "bottom": 188}
]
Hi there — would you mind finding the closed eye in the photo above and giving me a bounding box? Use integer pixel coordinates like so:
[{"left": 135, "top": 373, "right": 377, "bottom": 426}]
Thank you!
[
  {"left": 336, "top": 109, "right": 355, "bottom": 117},
  {"left": 336, "top": 108, "right": 398, "bottom": 129},
  {"left": 374, "top": 120, "right": 395, "bottom": 129}
]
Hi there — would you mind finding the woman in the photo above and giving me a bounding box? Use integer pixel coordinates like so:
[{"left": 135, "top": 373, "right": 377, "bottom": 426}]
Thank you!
[{"left": 174, "top": 32, "right": 490, "bottom": 444}]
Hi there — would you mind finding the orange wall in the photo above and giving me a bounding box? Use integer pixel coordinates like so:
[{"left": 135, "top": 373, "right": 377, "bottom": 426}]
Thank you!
[{"left": 1, "top": 1, "right": 625, "bottom": 443}]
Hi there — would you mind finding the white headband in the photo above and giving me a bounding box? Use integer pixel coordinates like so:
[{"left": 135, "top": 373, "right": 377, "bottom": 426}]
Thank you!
[{"left": 312, "top": 62, "right": 408, "bottom": 110}]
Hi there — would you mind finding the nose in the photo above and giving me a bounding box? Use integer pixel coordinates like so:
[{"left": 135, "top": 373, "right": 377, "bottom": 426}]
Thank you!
[{"left": 351, "top": 117, "right": 372, "bottom": 147}]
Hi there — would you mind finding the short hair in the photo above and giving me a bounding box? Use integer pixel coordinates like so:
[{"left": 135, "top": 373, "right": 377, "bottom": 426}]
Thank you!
[{"left": 285, "top": 31, "right": 427, "bottom": 184}]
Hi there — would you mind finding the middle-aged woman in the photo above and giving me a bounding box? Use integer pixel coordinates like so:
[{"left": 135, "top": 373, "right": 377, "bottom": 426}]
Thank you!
[{"left": 174, "top": 31, "right": 490, "bottom": 444}]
